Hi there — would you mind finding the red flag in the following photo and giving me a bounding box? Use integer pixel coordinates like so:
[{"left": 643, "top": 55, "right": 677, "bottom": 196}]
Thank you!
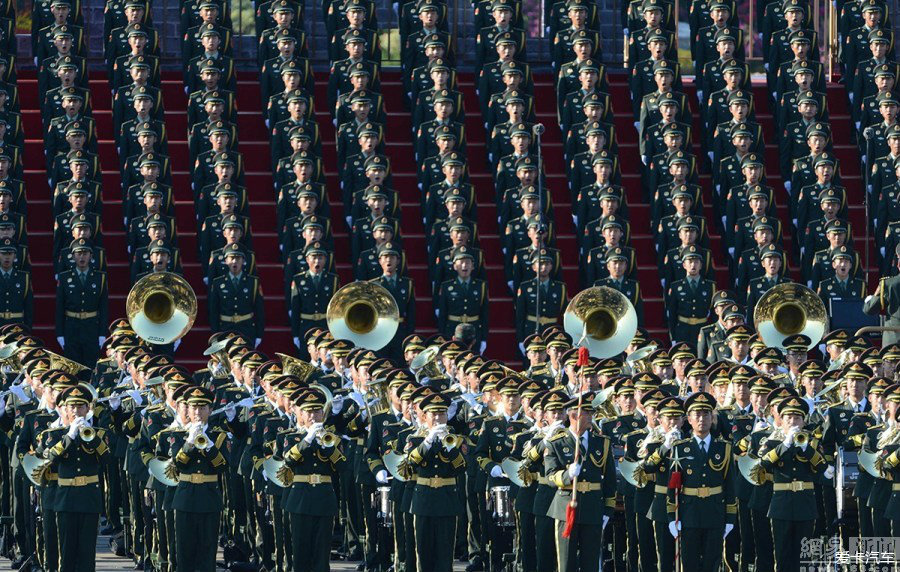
[
  {"left": 577, "top": 346, "right": 590, "bottom": 367},
  {"left": 668, "top": 470, "right": 683, "bottom": 490},
  {"left": 562, "top": 501, "right": 577, "bottom": 538}
]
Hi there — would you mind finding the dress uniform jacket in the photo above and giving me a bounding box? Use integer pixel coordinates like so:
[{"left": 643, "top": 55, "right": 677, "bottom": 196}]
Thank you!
[
  {"left": 289, "top": 271, "right": 338, "bottom": 337},
  {"left": 757, "top": 431, "right": 827, "bottom": 520},
  {"left": 436, "top": 278, "right": 488, "bottom": 340},
  {"left": 746, "top": 275, "right": 791, "bottom": 319},
  {"left": 666, "top": 277, "right": 715, "bottom": 343},
  {"left": 595, "top": 277, "right": 644, "bottom": 324},
  {"left": 38, "top": 425, "right": 110, "bottom": 512},
  {"left": 208, "top": 273, "right": 266, "bottom": 340},
  {"left": 0, "top": 269, "right": 32, "bottom": 328},
  {"left": 665, "top": 436, "right": 737, "bottom": 529},
  {"left": 371, "top": 274, "right": 416, "bottom": 351},
  {"left": 864, "top": 274, "right": 900, "bottom": 344},
  {"left": 514, "top": 278, "right": 567, "bottom": 341},
  {"left": 584, "top": 244, "right": 636, "bottom": 283},
  {"left": 404, "top": 429, "right": 466, "bottom": 516},
  {"left": 55, "top": 268, "right": 108, "bottom": 361},
  {"left": 545, "top": 427, "right": 617, "bottom": 524}
]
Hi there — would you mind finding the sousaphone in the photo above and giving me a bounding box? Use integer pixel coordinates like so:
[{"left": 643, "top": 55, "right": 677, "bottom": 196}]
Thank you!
[
  {"left": 326, "top": 281, "right": 399, "bottom": 350},
  {"left": 753, "top": 283, "right": 827, "bottom": 350},
  {"left": 126, "top": 272, "right": 198, "bottom": 345},
  {"left": 563, "top": 286, "right": 638, "bottom": 358}
]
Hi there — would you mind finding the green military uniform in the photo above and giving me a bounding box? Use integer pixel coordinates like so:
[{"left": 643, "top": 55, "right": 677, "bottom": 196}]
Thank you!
[
  {"left": 758, "top": 396, "right": 827, "bottom": 571},
  {"left": 514, "top": 257, "right": 567, "bottom": 344},
  {"left": 404, "top": 393, "right": 466, "bottom": 572},
  {"left": 0, "top": 240, "right": 32, "bottom": 328},
  {"left": 435, "top": 249, "right": 488, "bottom": 343},
  {"left": 667, "top": 392, "right": 737, "bottom": 572},
  {"left": 281, "top": 386, "right": 346, "bottom": 572},
  {"left": 208, "top": 245, "right": 266, "bottom": 343},
  {"left": 666, "top": 246, "right": 715, "bottom": 344},
  {"left": 289, "top": 265, "right": 339, "bottom": 342},
  {"left": 54, "top": 244, "right": 108, "bottom": 365},
  {"left": 544, "top": 394, "right": 617, "bottom": 572},
  {"left": 863, "top": 270, "right": 900, "bottom": 345},
  {"left": 38, "top": 384, "right": 110, "bottom": 572},
  {"left": 167, "top": 386, "right": 229, "bottom": 572}
]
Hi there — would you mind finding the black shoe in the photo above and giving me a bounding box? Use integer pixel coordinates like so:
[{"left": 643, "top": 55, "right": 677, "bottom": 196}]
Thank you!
[{"left": 465, "top": 557, "right": 485, "bottom": 572}]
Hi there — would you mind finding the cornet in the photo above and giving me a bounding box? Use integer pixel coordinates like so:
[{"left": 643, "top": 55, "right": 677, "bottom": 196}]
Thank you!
[
  {"left": 75, "top": 418, "right": 95, "bottom": 441},
  {"left": 794, "top": 431, "right": 809, "bottom": 446},
  {"left": 318, "top": 431, "right": 339, "bottom": 448}
]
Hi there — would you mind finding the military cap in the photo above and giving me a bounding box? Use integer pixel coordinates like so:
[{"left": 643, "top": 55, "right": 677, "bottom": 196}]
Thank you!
[
  {"left": 684, "top": 391, "right": 716, "bottom": 412},
  {"left": 679, "top": 245, "right": 702, "bottom": 261},
  {"left": 642, "top": 0, "right": 664, "bottom": 12},
  {"left": 649, "top": 349, "right": 672, "bottom": 365},
  {"left": 740, "top": 153, "right": 763, "bottom": 168},
  {"left": 714, "top": 28, "right": 736, "bottom": 45},
  {"left": 364, "top": 155, "right": 388, "bottom": 171},
  {"left": 651, "top": 60, "right": 674, "bottom": 75},
  {"left": 428, "top": 58, "right": 450, "bottom": 73},
  {"left": 148, "top": 239, "right": 171, "bottom": 256},
  {"left": 723, "top": 59, "right": 743, "bottom": 74},
  {"left": 377, "top": 242, "right": 400, "bottom": 259},
  {"left": 343, "top": 29, "right": 368, "bottom": 44},
  {"left": 199, "top": 59, "right": 221, "bottom": 73},
  {"left": 632, "top": 372, "right": 661, "bottom": 391},
  {"left": 586, "top": 122, "right": 610, "bottom": 137},
  {"left": 667, "top": 151, "right": 690, "bottom": 166},
  {"left": 725, "top": 324, "right": 753, "bottom": 340},
  {"left": 451, "top": 246, "right": 474, "bottom": 263},
  {"left": 69, "top": 238, "right": 92, "bottom": 253},
  {"left": 657, "top": 396, "right": 684, "bottom": 416},
  {"left": 402, "top": 334, "right": 426, "bottom": 352},
  {"left": 841, "top": 362, "right": 873, "bottom": 380},
  {"left": 222, "top": 243, "right": 245, "bottom": 259},
  {"left": 669, "top": 342, "right": 694, "bottom": 360},
  {"left": 183, "top": 386, "right": 214, "bottom": 406},
  {"left": 500, "top": 61, "right": 523, "bottom": 75},
  {"left": 782, "top": 0, "right": 805, "bottom": 12},
  {"left": 777, "top": 396, "right": 809, "bottom": 417},
  {"left": 759, "top": 244, "right": 782, "bottom": 259},
  {"left": 710, "top": 290, "right": 736, "bottom": 309},
  {"left": 796, "top": 90, "right": 819, "bottom": 105},
  {"left": 64, "top": 121, "right": 86, "bottom": 135},
  {"left": 877, "top": 91, "right": 899, "bottom": 105},
  {"left": 58, "top": 384, "right": 93, "bottom": 406},
  {"left": 875, "top": 63, "right": 896, "bottom": 78},
  {"left": 503, "top": 90, "right": 525, "bottom": 105}
]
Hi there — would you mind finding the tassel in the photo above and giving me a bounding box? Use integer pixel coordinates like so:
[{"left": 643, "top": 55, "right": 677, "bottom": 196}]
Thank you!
[
  {"left": 562, "top": 500, "right": 577, "bottom": 538},
  {"left": 668, "top": 470, "right": 682, "bottom": 490},
  {"left": 577, "top": 346, "right": 590, "bottom": 367}
]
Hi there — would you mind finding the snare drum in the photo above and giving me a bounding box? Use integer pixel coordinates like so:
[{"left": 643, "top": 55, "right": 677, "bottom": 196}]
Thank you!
[
  {"left": 490, "top": 486, "right": 515, "bottom": 527},
  {"left": 374, "top": 486, "right": 393, "bottom": 528}
]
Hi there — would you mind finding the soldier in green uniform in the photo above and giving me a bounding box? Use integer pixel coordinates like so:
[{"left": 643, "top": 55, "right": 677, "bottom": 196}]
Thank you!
[
  {"left": 863, "top": 250, "right": 900, "bottom": 346},
  {"left": 54, "top": 239, "right": 108, "bottom": 364},
  {"left": 666, "top": 245, "right": 715, "bottom": 344},
  {"left": 435, "top": 248, "right": 489, "bottom": 346},
  {"left": 168, "top": 386, "right": 229, "bottom": 572},
  {"left": 289, "top": 242, "right": 339, "bottom": 356},
  {"left": 514, "top": 249, "right": 568, "bottom": 353},
  {"left": 281, "top": 386, "right": 346, "bottom": 572},
  {"left": 404, "top": 392, "right": 466, "bottom": 572},
  {"left": 208, "top": 244, "right": 265, "bottom": 346},
  {"left": 38, "top": 383, "right": 110, "bottom": 572},
  {"left": 475, "top": 376, "right": 528, "bottom": 571},
  {"left": 544, "top": 392, "right": 616, "bottom": 572},
  {"left": 0, "top": 239, "right": 32, "bottom": 328},
  {"left": 758, "top": 395, "right": 828, "bottom": 571}
]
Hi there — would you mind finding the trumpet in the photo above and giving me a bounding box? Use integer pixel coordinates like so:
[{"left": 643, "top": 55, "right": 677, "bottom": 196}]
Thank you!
[
  {"left": 441, "top": 433, "right": 462, "bottom": 449},
  {"left": 794, "top": 431, "right": 809, "bottom": 446},
  {"left": 75, "top": 418, "right": 95, "bottom": 441},
  {"left": 195, "top": 433, "right": 210, "bottom": 449},
  {"left": 318, "top": 431, "right": 339, "bottom": 448}
]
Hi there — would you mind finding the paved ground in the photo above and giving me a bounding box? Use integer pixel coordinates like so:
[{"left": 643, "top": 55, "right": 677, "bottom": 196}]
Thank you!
[{"left": 0, "top": 535, "right": 470, "bottom": 571}]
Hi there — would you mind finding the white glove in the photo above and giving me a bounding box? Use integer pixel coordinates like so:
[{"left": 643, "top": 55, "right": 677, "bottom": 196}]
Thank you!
[
  {"left": 331, "top": 395, "right": 345, "bottom": 414},
  {"left": 375, "top": 469, "right": 389, "bottom": 484},
  {"left": 668, "top": 521, "right": 681, "bottom": 538},
  {"left": 9, "top": 384, "right": 28, "bottom": 403},
  {"left": 108, "top": 396, "right": 121, "bottom": 410},
  {"left": 824, "top": 465, "right": 835, "bottom": 479},
  {"left": 304, "top": 423, "right": 323, "bottom": 444},
  {"left": 56, "top": 336, "right": 65, "bottom": 349},
  {"left": 127, "top": 390, "right": 144, "bottom": 407},
  {"left": 567, "top": 462, "right": 582, "bottom": 479},
  {"left": 661, "top": 431, "right": 678, "bottom": 452},
  {"left": 98, "top": 336, "right": 106, "bottom": 347},
  {"left": 490, "top": 466, "right": 504, "bottom": 479},
  {"left": 602, "top": 515, "right": 610, "bottom": 530},
  {"left": 255, "top": 338, "right": 262, "bottom": 348},
  {"left": 724, "top": 523, "right": 734, "bottom": 538},
  {"left": 753, "top": 419, "right": 768, "bottom": 432},
  {"left": 423, "top": 428, "right": 439, "bottom": 448},
  {"left": 67, "top": 419, "right": 81, "bottom": 439},
  {"left": 224, "top": 403, "right": 236, "bottom": 422},
  {"left": 293, "top": 337, "right": 301, "bottom": 348},
  {"left": 783, "top": 427, "right": 797, "bottom": 447},
  {"left": 479, "top": 341, "right": 487, "bottom": 353}
]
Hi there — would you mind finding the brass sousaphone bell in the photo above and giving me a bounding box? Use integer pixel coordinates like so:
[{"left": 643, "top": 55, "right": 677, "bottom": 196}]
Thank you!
[
  {"left": 326, "top": 282, "right": 399, "bottom": 351},
  {"left": 753, "top": 283, "right": 827, "bottom": 350},
  {"left": 126, "top": 272, "right": 198, "bottom": 345},
  {"left": 563, "top": 286, "right": 638, "bottom": 358}
]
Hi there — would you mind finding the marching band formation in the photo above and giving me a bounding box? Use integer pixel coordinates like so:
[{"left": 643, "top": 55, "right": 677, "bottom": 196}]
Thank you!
[{"left": 0, "top": 277, "right": 898, "bottom": 572}]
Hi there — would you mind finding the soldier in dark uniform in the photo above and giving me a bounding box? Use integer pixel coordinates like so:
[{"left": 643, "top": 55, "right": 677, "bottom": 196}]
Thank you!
[
  {"left": 208, "top": 244, "right": 265, "bottom": 346},
  {"left": 514, "top": 249, "right": 568, "bottom": 351},
  {"left": 55, "top": 239, "right": 108, "bottom": 364},
  {"left": 758, "top": 396, "right": 828, "bottom": 571},
  {"left": 545, "top": 392, "right": 617, "bottom": 572},
  {"left": 372, "top": 243, "right": 416, "bottom": 360},
  {"left": 864, "top": 248, "right": 900, "bottom": 346},
  {"left": 0, "top": 239, "right": 32, "bottom": 328},
  {"left": 594, "top": 246, "right": 644, "bottom": 324},
  {"left": 817, "top": 246, "right": 867, "bottom": 306},
  {"left": 666, "top": 245, "right": 716, "bottom": 344},
  {"left": 436, "top": 248, "right": 489, "bottom": 345},
  {"left": 282, "top": 386, "right": 347, "bottom": 572},
  {"left": 289, "top": 242, "right": 339, "bottom": 355},
  {"left": 404, "top": 392, "right": 466, "bottom": 572},
  {"left": 38, "top": 384, "right": 110, "bottom": 572},
  {"left": 746, "top": 245, "right": 792, "bottom": 319},
  {"left": 474, "top": 376, "right": 529, "bottom": 571}
]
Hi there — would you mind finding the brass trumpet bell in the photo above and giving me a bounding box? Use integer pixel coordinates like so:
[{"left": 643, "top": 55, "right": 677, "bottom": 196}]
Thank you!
[
  {"left": 326, "top": 282, "right": 399, "bottom": 350},
  {"left": 563, "top": 286, "right": 638, "bottom": 358},
  {"left": 753, "top": 283, "right": 827, "bottom": 350},
  {"left": 410, "top": 345, "right": 442, "bottom": 380},
  {"left": 276, "top": 353, "right": 317, "bottom": 382},
  {"left": 126, "top": 272, "right": 198, "bottom": 345}
]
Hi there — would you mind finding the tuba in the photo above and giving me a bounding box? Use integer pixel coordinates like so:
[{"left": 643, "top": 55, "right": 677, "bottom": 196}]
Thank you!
[
  {"left": 277, "top": 353, "right": 318, "bottom": 382},
  {"left": 410, "top": 345, "right": 442, "bottom": 381},
  {"left": 365, "top": 379, "right": 391, "bottom": 416},
  {"left": 624, "top": 342, "right": 658, "bottom": 375},
  {"left": 126, "top": 272, "right": 198, "bottom": 345},
  {"left": 327, "top": 282, "right": 399, "bottom": 351},
  {"left": 564, "top": 286, "right": 638, "bottom": 358},
  {"left": 753, "top": 283, "right": 827, "bottom": 350}
]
